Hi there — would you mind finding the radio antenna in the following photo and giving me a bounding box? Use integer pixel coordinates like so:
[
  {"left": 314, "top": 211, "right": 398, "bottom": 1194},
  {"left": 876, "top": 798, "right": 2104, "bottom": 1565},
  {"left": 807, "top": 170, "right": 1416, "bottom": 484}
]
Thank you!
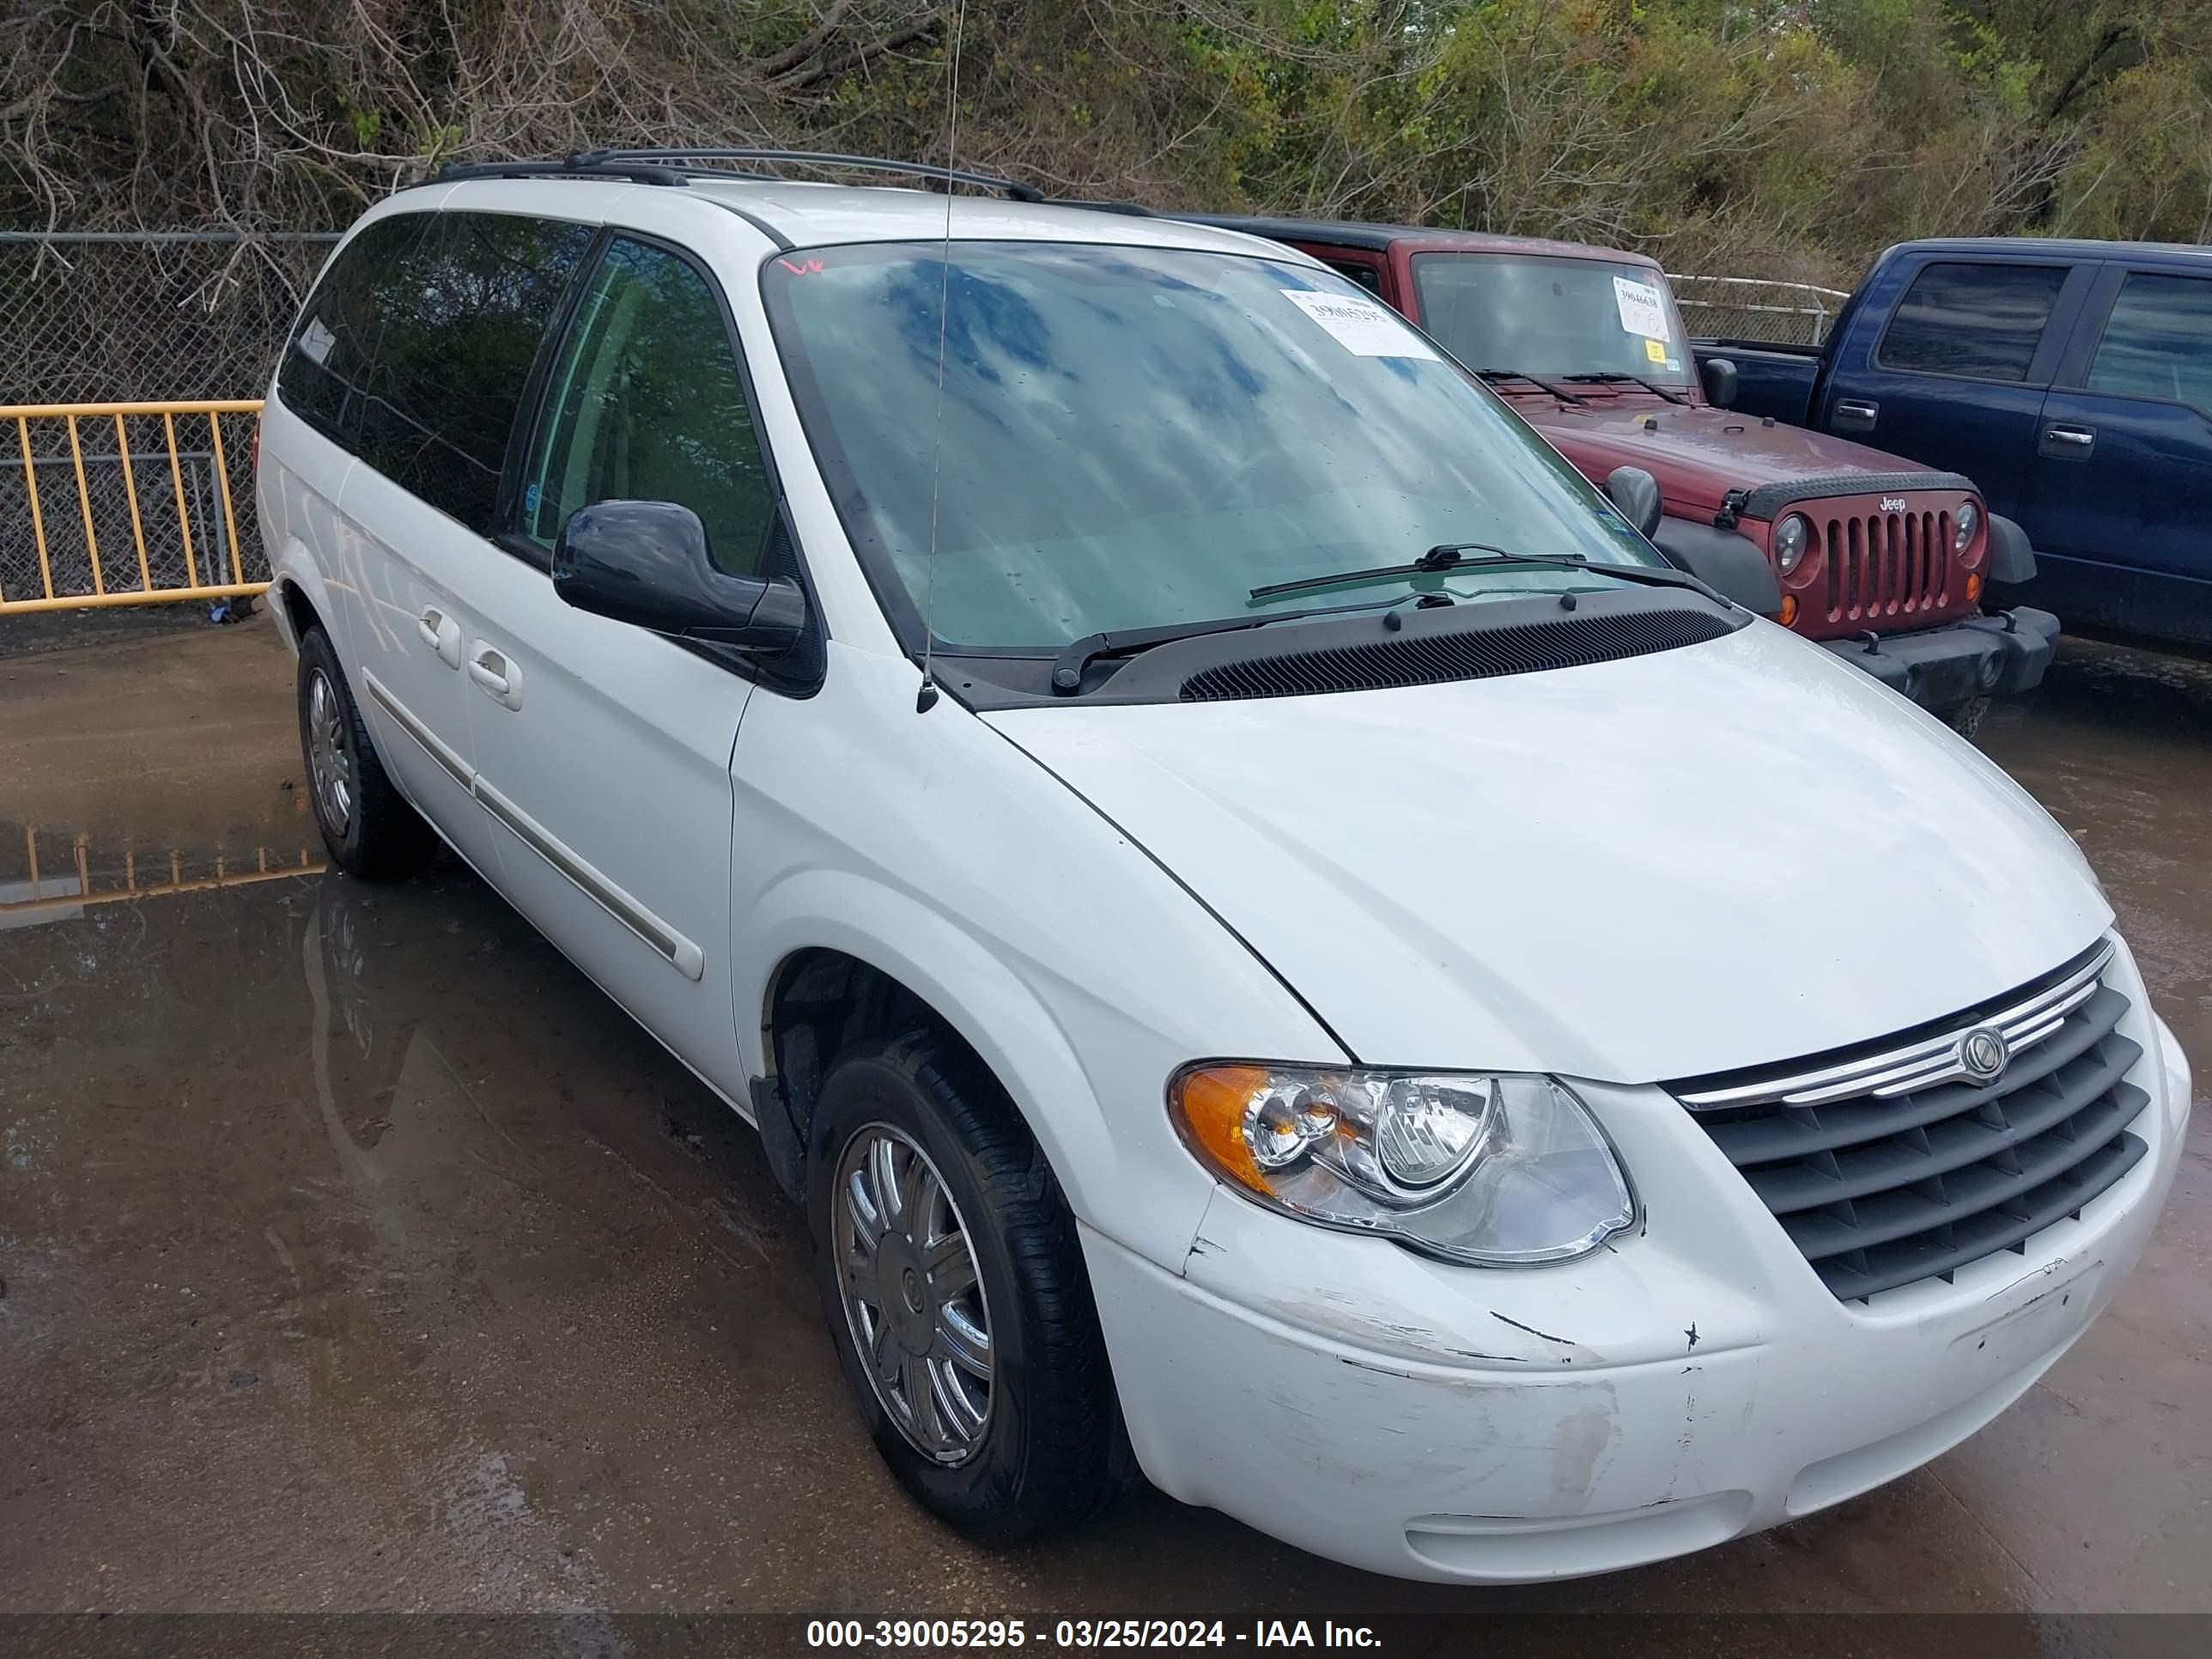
[{"left": 915, "top": 1, "right": 968, "bottom": 715}]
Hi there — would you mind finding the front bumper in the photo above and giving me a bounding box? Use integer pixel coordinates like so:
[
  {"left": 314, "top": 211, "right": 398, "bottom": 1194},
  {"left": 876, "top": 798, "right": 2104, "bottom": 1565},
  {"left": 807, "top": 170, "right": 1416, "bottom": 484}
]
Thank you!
[
  {"left": 1085, "top": 988, "right": 2188, "bottom": 1583},
  {"left": 1821, "top": 607, "right": 2060, "bottom": 713}
]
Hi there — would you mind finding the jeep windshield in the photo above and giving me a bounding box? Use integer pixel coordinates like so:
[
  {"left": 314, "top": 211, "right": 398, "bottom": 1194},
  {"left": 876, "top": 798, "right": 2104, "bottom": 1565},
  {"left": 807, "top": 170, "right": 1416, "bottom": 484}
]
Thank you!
[
  {"left": 1410, "top": 252, "right": 1697, "bottom": 392},
  {"left": 762, "top": 241, "right": 1665, "bottom": 653}
]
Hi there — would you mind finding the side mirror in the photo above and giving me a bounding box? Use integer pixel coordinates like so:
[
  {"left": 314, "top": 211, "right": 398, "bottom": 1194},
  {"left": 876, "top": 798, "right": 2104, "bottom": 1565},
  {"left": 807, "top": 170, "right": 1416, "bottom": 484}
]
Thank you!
[
  {"left": 1700, "top": 356, "right": 1739, "bottom": 410},
  {"left": 553, "top": 500, "right": 807, "bottom": 656},
  {"left": 1603, "top": 465, "right": 1663, "bottom": 540}
]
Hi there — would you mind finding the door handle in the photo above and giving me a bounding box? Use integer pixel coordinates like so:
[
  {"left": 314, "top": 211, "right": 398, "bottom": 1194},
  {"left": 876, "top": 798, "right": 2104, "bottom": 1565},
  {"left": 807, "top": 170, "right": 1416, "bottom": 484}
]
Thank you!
[
  {"left": 416, "top": 606, "right": 462, "bottom": 667},
  {"left": 2043, "top": 422, "right": 2096, "bottom": 457},
  {"left": 467, "top": 646, "right": 520, "bottom": 708},
  {"left": 1833, "top": 397, "right": 1879, "bottom": 432}
]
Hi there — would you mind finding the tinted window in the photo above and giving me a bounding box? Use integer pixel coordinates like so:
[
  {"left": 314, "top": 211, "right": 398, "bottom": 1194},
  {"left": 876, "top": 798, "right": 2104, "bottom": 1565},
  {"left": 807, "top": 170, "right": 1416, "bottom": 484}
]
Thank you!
[
  {"left": 2085, "top": 272, "right": 2212, "bottom": 409},
  {"left": 1413, "top": 253, "right": 1694, "bottom": 385},
  {"left": 351, "top": 211, "right": 590, "bottom": 532},
  {"left": 277, "top": 215, "right": 436, "bottom": 440},
  {"left": 1326, "top": 259, "right": 1383, "bottom": 295},
  {"left": 763, "top": 242, "right": 1661, "bottom": 653},
  {"left": 521, "top": 239, "right": 774, "bottom": 575},
  {"left": 1879, "top": 262, "right": 2067, "bottom": 381}
]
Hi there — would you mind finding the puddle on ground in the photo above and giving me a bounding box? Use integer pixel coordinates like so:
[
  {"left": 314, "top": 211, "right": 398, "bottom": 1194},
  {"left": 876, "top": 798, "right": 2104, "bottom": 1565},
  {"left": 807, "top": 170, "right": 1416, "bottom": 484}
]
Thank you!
[{"left": 1, "top": 631, "right": 2207, "bottom": 1616}]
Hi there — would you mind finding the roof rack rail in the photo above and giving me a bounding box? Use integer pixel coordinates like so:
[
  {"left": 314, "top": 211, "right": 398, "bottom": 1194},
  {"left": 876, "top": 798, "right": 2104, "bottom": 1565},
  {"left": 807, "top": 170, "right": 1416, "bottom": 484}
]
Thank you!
[
  {"left": 573, "top": 148, "right": 1047, "bottom": 202},
  {"left": 431, "top": 157, "right": 694, "bottom": 187},
  {"left": 1043, "top": 198, "right": 1154, "bottom": 216}
]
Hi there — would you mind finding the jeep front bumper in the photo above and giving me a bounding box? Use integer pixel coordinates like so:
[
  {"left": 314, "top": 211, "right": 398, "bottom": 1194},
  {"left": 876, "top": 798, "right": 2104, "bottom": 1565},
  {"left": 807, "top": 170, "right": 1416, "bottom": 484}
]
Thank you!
[{"left": 1822, "top": 607, "right": 2061, "bottom": 714}]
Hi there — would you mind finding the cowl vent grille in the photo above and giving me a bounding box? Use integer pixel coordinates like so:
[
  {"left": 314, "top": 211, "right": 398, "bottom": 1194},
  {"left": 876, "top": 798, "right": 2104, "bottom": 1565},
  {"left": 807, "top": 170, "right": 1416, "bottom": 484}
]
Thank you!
[{"left": 1178, "top": 608, "right": 1734, "bottom": 702}]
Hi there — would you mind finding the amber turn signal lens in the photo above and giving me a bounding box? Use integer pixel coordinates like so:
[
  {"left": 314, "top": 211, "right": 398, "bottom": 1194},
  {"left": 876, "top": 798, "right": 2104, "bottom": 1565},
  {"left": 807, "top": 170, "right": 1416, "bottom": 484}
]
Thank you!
[
  {"left": 1778, "top": 594, "right": 1798, "bottom": 627},
  {"left": 1966, "top": 573, "right": 1983, "bottom": 601},
  {"left": 1170, "top": 1066, "right": 1272, "bottom": 1194}
]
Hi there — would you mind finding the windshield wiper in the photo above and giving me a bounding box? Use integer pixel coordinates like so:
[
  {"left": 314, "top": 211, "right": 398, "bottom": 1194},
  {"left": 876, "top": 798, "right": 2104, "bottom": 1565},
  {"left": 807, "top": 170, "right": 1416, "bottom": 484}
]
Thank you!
[
  {"left": 1249, "top": 543, "right": 1711, "bottom": 604},
  {"left": 1052, "top": 548, "right": 1716, "bottom": 696},
  {"left": 1047, "top": 594, "right": 1428, "bottom": 696},
  {"left": 1560, "top": 371, "right": 1689, "bottom": 406},
  {"left": 1475, "top": 368, "right": 1587, "bottom": 406}
]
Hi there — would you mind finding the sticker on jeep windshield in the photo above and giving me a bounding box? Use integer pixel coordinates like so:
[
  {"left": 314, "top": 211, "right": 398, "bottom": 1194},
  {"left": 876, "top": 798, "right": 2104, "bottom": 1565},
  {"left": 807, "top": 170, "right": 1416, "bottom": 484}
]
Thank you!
[
  {"left": 1279, "top": 289, "right": 1439, "bottom": 359},
  {"left": 1613, "top": 276, "right": 1669, "bottom": 340}
]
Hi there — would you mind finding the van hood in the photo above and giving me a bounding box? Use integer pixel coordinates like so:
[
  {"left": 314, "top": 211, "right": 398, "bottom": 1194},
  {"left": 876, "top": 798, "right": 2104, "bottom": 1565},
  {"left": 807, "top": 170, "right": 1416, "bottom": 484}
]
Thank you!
[
  {"left": 986, "top": 621, "right": 2107, "bottom": 1084},
  {"left": 1519, "top": 396, "right": 1944, "bottom": 520}
]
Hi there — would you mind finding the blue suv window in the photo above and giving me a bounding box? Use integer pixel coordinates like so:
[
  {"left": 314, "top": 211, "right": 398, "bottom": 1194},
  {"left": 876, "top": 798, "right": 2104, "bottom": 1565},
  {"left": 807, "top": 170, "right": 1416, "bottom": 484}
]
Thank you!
[
  {"left": 1879, "top": 262, "right": 2068, "bottom": 381},
  {"left": 2085, "top": 272, "right": 2212, "bottom": 411}
]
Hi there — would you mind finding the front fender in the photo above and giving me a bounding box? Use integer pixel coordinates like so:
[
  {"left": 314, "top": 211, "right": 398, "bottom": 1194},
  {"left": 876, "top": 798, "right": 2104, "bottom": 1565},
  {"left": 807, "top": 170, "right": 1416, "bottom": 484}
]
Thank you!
[
  {"left": 1652, "top": 515, "right": 1784, "bottom": 617},
  {"left": 1988, "top": 514, "right": 2039, "bottom": 585},
  {"left": 738, "top": 868, "right": 1219, "bottom": 1274},
  {"left": 725, "top": 647, "right": 1346, "bottom": 1277}
]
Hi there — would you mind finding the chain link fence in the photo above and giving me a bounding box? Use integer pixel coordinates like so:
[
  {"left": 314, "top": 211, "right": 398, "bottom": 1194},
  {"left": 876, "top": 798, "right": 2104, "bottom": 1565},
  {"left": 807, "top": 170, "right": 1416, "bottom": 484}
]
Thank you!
[
  {"left": 1668, "top": 275, "right": 1852, "bottom": 346},
  {"left": 1, "top": 231, "right": 338, "bottom": 405}
]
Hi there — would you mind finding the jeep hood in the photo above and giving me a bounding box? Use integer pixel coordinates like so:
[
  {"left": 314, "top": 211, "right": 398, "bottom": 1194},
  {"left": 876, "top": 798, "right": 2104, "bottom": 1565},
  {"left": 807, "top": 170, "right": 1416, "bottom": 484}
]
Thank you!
[
  {"left": 1522, "top": 398, "right": 1951, "bottom": 520},
  {"left": 988, "top": 621, "right": 2107, "bottom": 1084}
]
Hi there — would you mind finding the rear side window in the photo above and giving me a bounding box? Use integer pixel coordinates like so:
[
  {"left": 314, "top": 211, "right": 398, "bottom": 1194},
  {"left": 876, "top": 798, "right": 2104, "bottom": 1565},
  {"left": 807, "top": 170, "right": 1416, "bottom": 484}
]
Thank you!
[
  {"left": 1878, "top": 261, "right": 2067, "bottom": 381},
  {"left": 2084, "top": 272, "right": 2212, "bottom": 410},
  {"left": 277, "top": 215, "right": 435, "bottom": 438},
  {"left": 354, "top": 212, "right": 592, "bottom": 532}
]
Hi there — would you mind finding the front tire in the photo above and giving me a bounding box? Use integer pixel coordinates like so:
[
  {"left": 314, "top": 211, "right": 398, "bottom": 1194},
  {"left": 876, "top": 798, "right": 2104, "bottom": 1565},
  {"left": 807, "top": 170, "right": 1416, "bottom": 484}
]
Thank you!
[
  {"left": 808, "top": 1030, "right": 1128, "bottom": 1543},
  {"left": 1948, "top": 695, "right": 1992, "bottom": 740},
  {"left": 296, "top": 627, "right": 434, "bottom": 880}
]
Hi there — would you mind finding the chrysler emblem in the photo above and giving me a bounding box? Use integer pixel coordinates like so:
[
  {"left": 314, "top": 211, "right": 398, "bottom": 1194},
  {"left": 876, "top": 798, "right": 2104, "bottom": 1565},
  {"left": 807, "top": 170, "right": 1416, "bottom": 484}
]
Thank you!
[{"left": 1960, "top": 1026, "right": 2010, "bottom": 1084}]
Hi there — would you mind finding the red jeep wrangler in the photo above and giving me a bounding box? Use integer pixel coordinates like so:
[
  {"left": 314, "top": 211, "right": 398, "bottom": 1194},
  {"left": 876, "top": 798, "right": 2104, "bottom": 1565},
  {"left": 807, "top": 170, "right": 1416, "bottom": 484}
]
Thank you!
[{"left": 1196, "top": 217, "right": 2059, "bottom": 730}]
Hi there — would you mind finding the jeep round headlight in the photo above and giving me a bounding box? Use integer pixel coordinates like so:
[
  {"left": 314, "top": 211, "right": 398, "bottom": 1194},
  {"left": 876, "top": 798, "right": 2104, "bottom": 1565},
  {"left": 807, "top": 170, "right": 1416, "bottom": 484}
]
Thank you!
[
  {"left": 1772, "top": 514, "right": 1811, "bottom": 574},
  {"left": 1954, "top": 500, "right": 1981, "bottom": 553},
  {"left": 1169, "top": 1065, "right": 1634, "bottom": 1265}
]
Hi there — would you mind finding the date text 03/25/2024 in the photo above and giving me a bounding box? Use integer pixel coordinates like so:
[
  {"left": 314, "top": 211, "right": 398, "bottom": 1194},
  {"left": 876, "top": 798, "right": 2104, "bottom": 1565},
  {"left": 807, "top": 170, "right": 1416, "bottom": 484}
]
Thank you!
[{"left": 805, "top": 1620, "right": 1382, "bottom": 1650}]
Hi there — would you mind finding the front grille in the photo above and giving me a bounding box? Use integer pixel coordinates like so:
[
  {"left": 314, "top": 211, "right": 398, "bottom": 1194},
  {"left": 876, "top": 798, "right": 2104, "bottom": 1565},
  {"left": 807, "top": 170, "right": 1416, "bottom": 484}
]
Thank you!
[
  {"left": 1671, "top": 941, "right": 2150, "bottom": 1301},
  {"left": 1820, "top": 508, "right": 1953, "bottom": 624}
]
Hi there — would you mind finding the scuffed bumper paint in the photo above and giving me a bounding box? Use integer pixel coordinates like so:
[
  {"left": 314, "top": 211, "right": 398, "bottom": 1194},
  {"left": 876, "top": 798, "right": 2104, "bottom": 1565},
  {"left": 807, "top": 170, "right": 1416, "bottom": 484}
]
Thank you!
[{"left": 1085, "top": 1013, "right": 2189, "bottom": 1583}]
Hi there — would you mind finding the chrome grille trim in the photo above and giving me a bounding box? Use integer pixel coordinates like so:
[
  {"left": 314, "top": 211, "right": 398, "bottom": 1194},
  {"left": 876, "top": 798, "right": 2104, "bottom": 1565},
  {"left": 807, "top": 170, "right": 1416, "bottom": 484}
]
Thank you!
[
  {"left": 1669, "top": 939, "right": 2148, "bottom": 1301},
  {"left": 1680, "top": 939, "right": 2115, "bottom": 1111}
]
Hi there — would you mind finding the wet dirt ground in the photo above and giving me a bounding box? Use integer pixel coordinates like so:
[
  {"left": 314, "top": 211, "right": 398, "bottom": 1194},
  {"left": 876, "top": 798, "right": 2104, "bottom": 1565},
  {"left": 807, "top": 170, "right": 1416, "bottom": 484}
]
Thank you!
[{"left": 1, "top": 614, "right": 2206, "bottom": 1627}]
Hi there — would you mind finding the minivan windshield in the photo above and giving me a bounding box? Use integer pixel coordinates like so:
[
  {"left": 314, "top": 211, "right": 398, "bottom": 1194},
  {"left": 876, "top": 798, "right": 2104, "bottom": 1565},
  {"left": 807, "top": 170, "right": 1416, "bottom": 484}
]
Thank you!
[
  {"left": 763, "top": 242, "right": 1662, "bottom": 653},
  {"left": 1411, "top": 252, "right": 1696, "bottom": 389}
]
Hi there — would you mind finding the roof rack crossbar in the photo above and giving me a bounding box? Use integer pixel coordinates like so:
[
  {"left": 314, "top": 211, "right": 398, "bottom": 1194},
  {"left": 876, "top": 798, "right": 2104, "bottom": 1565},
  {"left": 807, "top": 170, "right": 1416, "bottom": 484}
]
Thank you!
[{"left": 574, "top": 148, "right": 1045, "bottom": 202}]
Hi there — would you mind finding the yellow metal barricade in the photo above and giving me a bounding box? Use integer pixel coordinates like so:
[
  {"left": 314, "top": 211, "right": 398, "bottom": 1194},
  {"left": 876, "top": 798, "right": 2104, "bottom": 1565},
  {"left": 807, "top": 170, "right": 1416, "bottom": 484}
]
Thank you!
[{"left": 0, "top": 399, "right": 265, "bottom": 614}]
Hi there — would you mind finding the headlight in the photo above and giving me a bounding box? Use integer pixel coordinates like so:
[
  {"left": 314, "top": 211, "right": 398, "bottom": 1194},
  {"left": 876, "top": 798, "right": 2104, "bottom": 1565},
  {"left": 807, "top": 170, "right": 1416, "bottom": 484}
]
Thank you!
[
  {"left": 1771, "top": 514, "right": 1810, "bottom": 575},
  {"left": 1169, "top": 1064, "right": 1634, "bottom": 1265},
  {"left": 1954, "top": 500, "right": 1981, "bottom": 553}
]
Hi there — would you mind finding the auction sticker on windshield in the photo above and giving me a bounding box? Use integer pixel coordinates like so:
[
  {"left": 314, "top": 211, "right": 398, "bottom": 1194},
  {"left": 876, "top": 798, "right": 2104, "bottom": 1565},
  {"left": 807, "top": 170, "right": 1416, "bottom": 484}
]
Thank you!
[
  {"left": 1280, "top": 289, "right": 1440, "bottom": 359},
  {"left": 1613, "top": 275, "right": 1669, "bottom": 340}
]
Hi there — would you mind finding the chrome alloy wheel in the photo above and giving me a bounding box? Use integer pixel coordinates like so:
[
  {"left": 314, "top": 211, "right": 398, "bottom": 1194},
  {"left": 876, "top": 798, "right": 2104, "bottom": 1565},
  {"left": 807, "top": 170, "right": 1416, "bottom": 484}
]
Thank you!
[
  {"left": 833, "top": 1124, "right": 995, "bottom": 1464},
  {"left": 306, "top": 669, "right": 355, "bottom": 836}
]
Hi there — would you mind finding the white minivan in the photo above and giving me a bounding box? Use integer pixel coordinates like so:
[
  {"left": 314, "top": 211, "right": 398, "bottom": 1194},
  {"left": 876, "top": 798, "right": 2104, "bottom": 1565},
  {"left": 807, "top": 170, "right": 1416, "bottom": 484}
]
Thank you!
[{"left": 257, "top": 153, "right": 2191, "bottom": 1583}]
